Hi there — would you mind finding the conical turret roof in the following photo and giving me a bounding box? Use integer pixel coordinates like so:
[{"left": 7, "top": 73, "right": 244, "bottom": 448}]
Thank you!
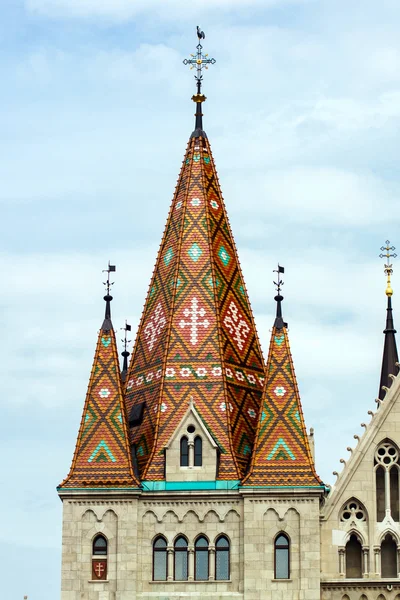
[
  {"left": 125, "top": 131, "right": 266, "bottom": 481},
  {"left": 379, "top": 295, "right": 399, "bottom": 399},
  {"left": 244, "top": 295, "right": 322, "bottom": 487},
  {"left": 59, "top": 297, "right": 138, "bottom": 489}
]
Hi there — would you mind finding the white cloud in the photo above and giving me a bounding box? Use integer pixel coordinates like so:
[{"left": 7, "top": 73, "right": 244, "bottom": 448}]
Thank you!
[{"left": 26, "top": 0, "right": 315, "bottom": 20}]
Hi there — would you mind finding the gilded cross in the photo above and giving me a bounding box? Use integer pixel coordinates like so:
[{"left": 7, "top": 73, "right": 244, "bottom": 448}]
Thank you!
[
  {"left": 379, "top": 240, "right": 397, "bottom": 297},
  {"left": 183, "top": 26, "right": 216, "bottom": 97}
]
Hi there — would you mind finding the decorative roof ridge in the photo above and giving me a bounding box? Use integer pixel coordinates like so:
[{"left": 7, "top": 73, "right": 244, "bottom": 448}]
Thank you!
[
  {"left": 200, "top": 137, "right": 240, "bottom": 480},
  {"left": 59, "top": 320, "right": 138, "bottom": 489},
  {"left": 323, "top": 369, "right": 400, "bottom": 519},
  {"left": 135, "top": 137, "right": 196, "bottom": 480}
]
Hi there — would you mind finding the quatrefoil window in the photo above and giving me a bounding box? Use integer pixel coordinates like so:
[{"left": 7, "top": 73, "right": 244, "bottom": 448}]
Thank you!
[{"left": 340, "top": 500, "right": 367, "bottom": 523}]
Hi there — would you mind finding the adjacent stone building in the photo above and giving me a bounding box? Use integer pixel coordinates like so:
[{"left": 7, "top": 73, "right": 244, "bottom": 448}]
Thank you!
[{"left": 58, "top": 34, "right": 400, "bottom": 600}]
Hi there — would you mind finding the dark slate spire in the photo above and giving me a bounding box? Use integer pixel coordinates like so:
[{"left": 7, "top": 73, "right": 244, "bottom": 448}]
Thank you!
[
  {"left": 379, "top": 241, "right": 399, "bottom": 399},
  {"left": 183, "top": 26, "right": 216, "bottom": 138}
]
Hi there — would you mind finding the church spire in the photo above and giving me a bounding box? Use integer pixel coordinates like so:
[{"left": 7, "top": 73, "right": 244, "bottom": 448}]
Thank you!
[
  {"left": 58, "top": 265, "right": 138, "bottom": 490},
  {"left": 244, "top": 267, "right": 322, "bottom": 487},
  {"left": 378, "top": 241, "right": 399, "bottom": 400},
  {"left": 183, "top": 26, "right": 216, "bottom": 138},
  {"left": 125, "top": 31, "right": 265, "bottom": 482}
]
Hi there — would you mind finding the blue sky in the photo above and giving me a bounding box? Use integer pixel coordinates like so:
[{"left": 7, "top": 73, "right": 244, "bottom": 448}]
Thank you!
[{"left": 2, "top": 0, "right": 400, "bottom": 598}]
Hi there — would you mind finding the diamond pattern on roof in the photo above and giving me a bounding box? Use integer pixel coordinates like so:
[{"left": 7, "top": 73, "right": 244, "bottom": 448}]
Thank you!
[
  {"left": 243, "top": 323, "right": 322, "bottom": 487},
  {"left": 125, "top": 134, "right": 265, "bottom": 481},
  {"left": 59, "top": 323, "right": 138, "bottom": 489}
]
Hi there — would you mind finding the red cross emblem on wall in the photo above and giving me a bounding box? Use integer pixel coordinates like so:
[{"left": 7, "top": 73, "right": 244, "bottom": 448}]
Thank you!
[{"left": 92, "top": 560, "right": 107, "bottom": 580}]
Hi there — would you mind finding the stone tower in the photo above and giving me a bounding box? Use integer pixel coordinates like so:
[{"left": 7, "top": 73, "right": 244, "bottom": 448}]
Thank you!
[{"left": 58, "top": 31, "right": 324, "bottom": 600}]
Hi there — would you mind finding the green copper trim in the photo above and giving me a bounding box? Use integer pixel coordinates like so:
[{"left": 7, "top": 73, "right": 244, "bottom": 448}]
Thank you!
[
  {"left": 142, "top": 480, "right": 240, "bottom": 491},
  {"left": 241, "top": 484, "right": 326, "bottom": 490},
  {"left": 57, "top": 487, "right": 141, "bottom": 492}
]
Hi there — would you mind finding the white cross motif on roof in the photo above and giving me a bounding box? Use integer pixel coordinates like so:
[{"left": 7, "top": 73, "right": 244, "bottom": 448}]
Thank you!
[{"left": 179, "top": 297, "right": 210, "bottom": 345}]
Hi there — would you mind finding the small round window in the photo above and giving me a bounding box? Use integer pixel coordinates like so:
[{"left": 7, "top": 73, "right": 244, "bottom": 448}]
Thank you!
[{"left": 187, "top": 425, "right": 196, "bottom": 433}]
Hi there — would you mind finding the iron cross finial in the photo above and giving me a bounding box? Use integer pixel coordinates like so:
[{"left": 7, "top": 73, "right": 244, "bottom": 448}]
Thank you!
[
  {"left": 379, "top": 240, "right": 397, "bottom": 297},
  {"left": 183, "top": 26, "right": 216, "bottom": 100},
  {"left": 102, "top": 261, "right": 116, "bottom": 296}
]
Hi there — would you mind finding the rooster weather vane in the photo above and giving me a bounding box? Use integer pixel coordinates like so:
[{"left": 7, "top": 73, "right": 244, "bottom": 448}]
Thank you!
[{"left": 183, "top": 26, "right": 216, "bottom": 98}]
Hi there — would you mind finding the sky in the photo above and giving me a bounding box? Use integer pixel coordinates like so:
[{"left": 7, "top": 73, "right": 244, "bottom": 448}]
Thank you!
[{"left": 1, "top": 0, "right": 400, "bottom": 598}]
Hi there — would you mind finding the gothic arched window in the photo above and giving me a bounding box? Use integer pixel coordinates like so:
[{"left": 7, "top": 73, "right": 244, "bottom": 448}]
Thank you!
[
  {"left": 153, "top": 536, "right": 167, "bottom": 581},
  {"left": 194, "top": 436, "right": 202, "bottom": 467},
  {"left": 174, "top": 536, "right": 188, "bottom": 581},
  {"left": 194, "top": 535, "right": 209, "bottom": 580},
  {"left": 180, "top": 436, "right": 189, "bottom": 467},
  {"left": 375, "top": 440, "right": 400, "bottom": 522},
  {"left": 274, "top": 533, "right": 290, "bottom": 579},
  {"left": 345, "top": 534, "right": 362, "bottom": 578},
  {"left": 215, "top": 535, "right": 230, "bottom": 580},
  {"left": 381, "top": 533, "right": 397, "bottom": 578},
  {"left": 92, "top": 534, "right": 107, "bottom": 580}
]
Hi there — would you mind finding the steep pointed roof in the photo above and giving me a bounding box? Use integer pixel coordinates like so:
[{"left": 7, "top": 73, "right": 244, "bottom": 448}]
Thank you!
[
  {"left": 59, "top": 295, "right": 138, "bottom": 489},
  {"left": 125, "top": 118, "right": 265, "bottom": 481},
  {"left": 379, "top": 295, "right": 399, "bottom": 400},
  {"left": 244, "top": 293, "right": 322, "bottom": 487}
]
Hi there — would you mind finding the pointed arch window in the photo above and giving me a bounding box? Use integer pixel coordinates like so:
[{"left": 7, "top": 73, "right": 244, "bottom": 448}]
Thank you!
[
  {"left": 174, "top": 536, "right": 188, "bottom": 581},
  {"left": 215, "top": 535, "right": 230, "bottom": 580},
  {"left": 153, "top": 536, "right": 168, "bottom": 581},
  {"left": 345, "top": 534, "right": 362, "bottom": 578},
  {"left": 180, "top": 436, "right": 189, "bottom": 467},
  {"left": 274, "top": 533, "right": 290, "bottom": 579},
  {"left": 194, "top": 436, "right": 202, "bottom": 467},
  {"left": 375, "top": 440, "right": 400, "bottom": 522},
  {"left": 92, "top": 534, "right": 107, "bottom": 580},
  {"left": 195, "top": 536, "right": 209, "bottom": 580},
  {"left": 381, "top": 533, "right": 397, "bottom": 578}
]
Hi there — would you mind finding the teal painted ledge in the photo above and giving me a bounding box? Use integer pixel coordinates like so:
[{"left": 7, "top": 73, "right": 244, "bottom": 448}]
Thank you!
[{"left": 142, "top": 480, "right": 241, "bottom": 492}]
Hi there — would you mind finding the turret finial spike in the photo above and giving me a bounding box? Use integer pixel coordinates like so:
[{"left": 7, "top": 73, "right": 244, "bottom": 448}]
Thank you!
[
  {"left": 120, "top": 320, "right": 132, "bottom": 383},
  {"left": 378, "top": 241, "right": 399, "bottom": 399},
  {"left": 102, "top": 261, "right": 116, "bottom": 329},
  {"left": 273, "top": 264, "right": 286, "bottom": 330},
  {"left": 183, "top": 26, "right": 216, "bottom": 136}
]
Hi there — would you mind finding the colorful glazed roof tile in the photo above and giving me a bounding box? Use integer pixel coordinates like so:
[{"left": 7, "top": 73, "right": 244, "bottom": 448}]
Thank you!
[
  {"left": 125, "top": 129, "right": 266, "bottom": 481},
  {"left": 244, "top": 295, "right": 322, "bottom": 487},
  {"left": 59, "top": 296, "right": 138, "bottom": 488}
]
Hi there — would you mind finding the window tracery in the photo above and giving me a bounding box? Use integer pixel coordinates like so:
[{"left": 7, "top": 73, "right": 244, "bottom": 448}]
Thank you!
[
  {"left": 340, "top": 500, "right": 367, "bottom": 523},
  {"left": 375, "top": 440, "right": 400, "bottom": 522}
]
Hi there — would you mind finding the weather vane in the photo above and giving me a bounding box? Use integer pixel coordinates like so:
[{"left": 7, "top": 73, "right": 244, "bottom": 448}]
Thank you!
[
  {"left": 183, "top": 26, "right": 216, "bottom": 101},
  {"left": 379, "top": 241, "right": 396, "bottom": 297},
  {"left": 273, "top": 264, "right": 285, "bottom": 295},
  {"left": 121, "top": 320, "right": 132, "bottom": 353},
  {"left": 102, "top": 261, "right": 116, "bottom": 296}
]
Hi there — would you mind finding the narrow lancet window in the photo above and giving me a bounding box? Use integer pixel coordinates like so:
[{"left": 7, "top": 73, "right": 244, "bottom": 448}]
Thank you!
[
  {"left": 345, "top": 534, "right": 362, "bottom": 578},
  {"left": 92, "top": 534, "right": 108, "bottom": 581},
  {"left": 180, "top": 436, "right": 189, "bottom": 467},
  {"left": 174, "top": 536, "right": 188, "bottom": 581},
  {"left": 195, "top": 536, "right": 209, "bottom": 580},
  {"left": 153, "top": 536, "right": 167, "bottom": 581},
  {"left": 274, "top": 533, "right": 290, "bottom": 579},
  {"left": 194, "top": 436, "right": 202, "bottom": 467},
  {"left": 215, "top": 536, "right": 230, "bottom": 580},
  {"left": 381, "top": 534, "right": 397, "bottom": 578}
]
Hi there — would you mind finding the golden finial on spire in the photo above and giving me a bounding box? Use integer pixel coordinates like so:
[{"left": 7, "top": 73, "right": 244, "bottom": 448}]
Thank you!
[{"left": 379, "top": 240, "right": 397, "bottom": 297}]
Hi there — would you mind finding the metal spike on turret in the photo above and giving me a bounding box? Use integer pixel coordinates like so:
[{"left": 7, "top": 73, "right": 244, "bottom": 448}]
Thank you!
[{"left": 378, "top": 241, "right": 399, "bottom": 399}]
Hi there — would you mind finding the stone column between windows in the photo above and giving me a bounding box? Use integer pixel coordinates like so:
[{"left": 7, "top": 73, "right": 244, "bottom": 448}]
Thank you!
[
  {"left": 385, "top": 467, "right": 391, "bottom": 517},
  {"left": 188, "top": 545, "right": 195, "bottom": 581},
  {"left": 167, "top": 546, "right": 174, "bottom": 581},
  {"left": 362, "top": 546, "right": 369, "bottom": 577},
  {"left": 188, "top": 441, "right": 194, "bottom": 468},
  {"left": 209, "top": 545, "right": 215, "bottom": 581},
  {"left": 338, "top": 547, "right": 345, "bottom": 577},
  {"left": 373, "top": 546, "right": 381, "bottom": 576}
]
